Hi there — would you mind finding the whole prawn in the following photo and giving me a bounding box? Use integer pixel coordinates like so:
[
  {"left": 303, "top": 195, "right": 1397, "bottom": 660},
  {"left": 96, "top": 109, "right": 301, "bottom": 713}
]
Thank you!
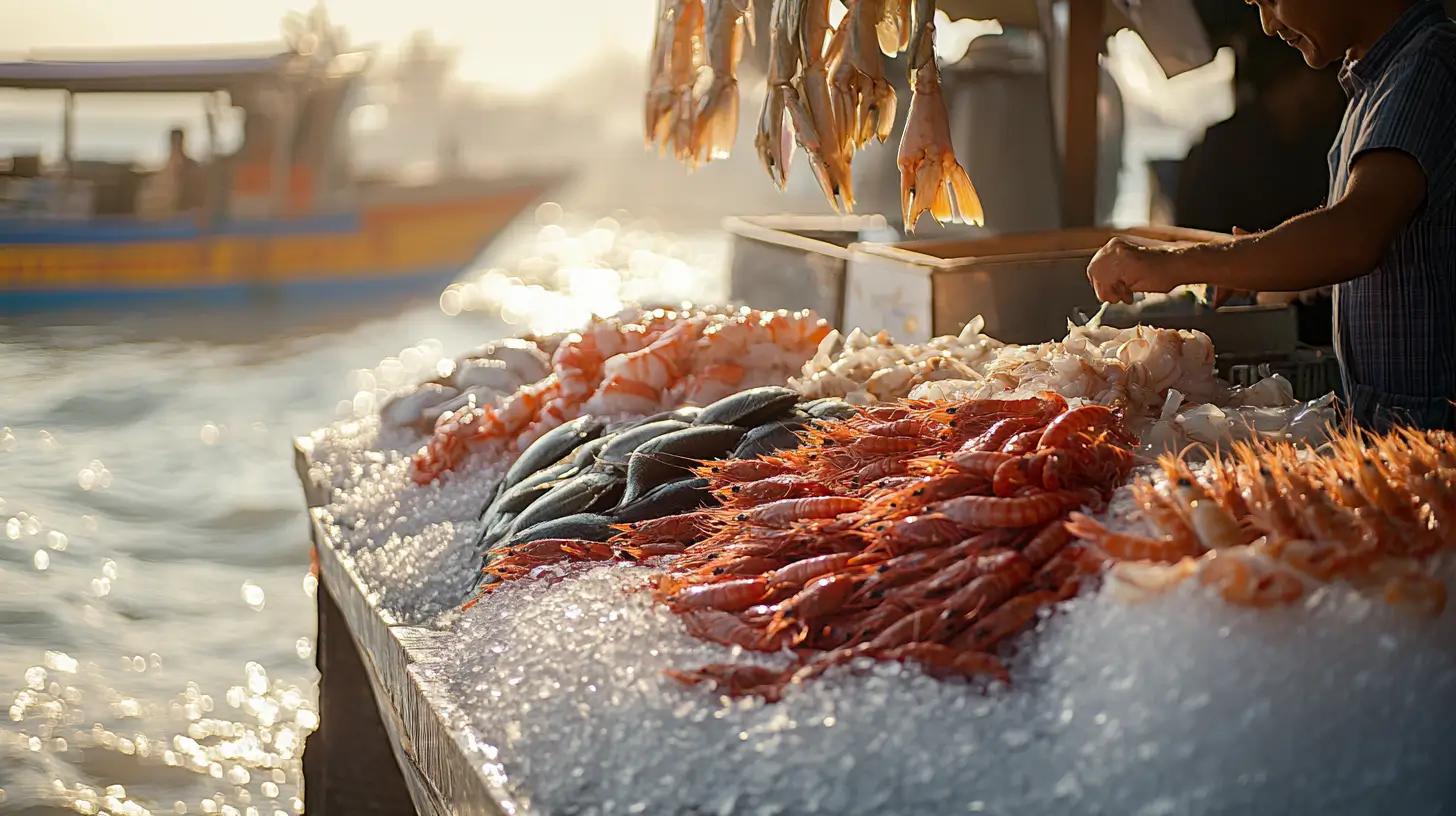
[
  {"left": 950, "top": 589, "right": 1060, "bottom": 652},
  {"left": 951, "top": 449, "right": 1016, "bottom": 479},
  {"left": 1064, "top": 512, "right": 1203, "bottom": 564},
  {"left": 667, "top": 576, "right": 771, "bottom": 612},
  {"left": 681, "top": 610, "right": 787, "bottom": 652},
  {"left": 735, "top": 496, "right": 865, "bottom": 528},
  {"left": 939, "top": 552, "right": 1033, "bottom": 616},
  {"left": 933, "top": 490, "right": 1094, "bottom": 530},
  {"left": 766, "top": 573, "right": 863, "bottom": 640},
  {"left": 718, "top": 475, "right": 833, "bottom": 507},
  {"left": 769, "top": 552, "right": 857, "bottom": 589},
  {"left": 1039, "top": 404, "right": 1127, "bottom": 449}
]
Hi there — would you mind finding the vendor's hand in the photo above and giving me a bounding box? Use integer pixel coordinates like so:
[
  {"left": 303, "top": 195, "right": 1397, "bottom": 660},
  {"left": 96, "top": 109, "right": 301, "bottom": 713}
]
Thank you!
[{"left": 1086, "top": 237, "right": 1177, "bottom": 304}]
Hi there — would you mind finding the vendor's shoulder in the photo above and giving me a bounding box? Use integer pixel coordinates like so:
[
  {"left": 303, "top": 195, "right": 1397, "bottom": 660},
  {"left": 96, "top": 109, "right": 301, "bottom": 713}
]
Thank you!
[
  {"left": 1396, "top": 20, "right": 1456, "bottom": 73},
  {"left": 1373, "top": 24, "right": 1456, "bottom": 103}
]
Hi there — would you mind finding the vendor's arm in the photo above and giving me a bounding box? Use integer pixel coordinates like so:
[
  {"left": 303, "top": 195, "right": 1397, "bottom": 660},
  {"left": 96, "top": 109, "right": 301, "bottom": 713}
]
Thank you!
[{"left": 1087, "top": 149, "right": 1427, "bottom": 303}]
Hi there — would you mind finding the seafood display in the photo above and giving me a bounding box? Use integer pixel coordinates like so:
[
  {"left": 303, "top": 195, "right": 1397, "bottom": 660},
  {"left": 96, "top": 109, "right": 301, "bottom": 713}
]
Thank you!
[
  {"left": 410, "top": 306, "right": 831, "bottom": 483},
  {"left": 306, "top": 275, "right": 1456, "bottom": 816},
  {"left": 789, "top": 317, "right": 1004, "bottom": 403},
  {"left": 1083, "top": 429, "right": 1456, "bottom": 617},
  {"left": 464, "top": 393, "right": 1456, "bottom": 705},
  {"left": 793, "top": 316, "right": 1337, "bottom": 453},
  {"left": 472, "top": 387, "right": 847, "bottom": 575},
  {"left": 647, "top": 0, "right": 983, "bottom": 231},
  {"left": 475, "top": 394, "right": 1141, "bottom": 700},
  {"left": 379, "top": 338, "right": 555, "bottom": 434}
]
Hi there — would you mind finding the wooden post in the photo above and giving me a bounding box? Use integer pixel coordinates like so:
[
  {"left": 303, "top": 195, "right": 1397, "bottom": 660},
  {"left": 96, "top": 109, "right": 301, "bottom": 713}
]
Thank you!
[
  {"left": 204, "top": 92, "right": 220, "bottom": 163},
  {"left": 61, "top": 90, "right": 75, "bottom": 180},
  {"left": 1061, "top": 0, "right": 1103, "bottom": 228},
  {"left": 272, "top": 85, "right": 296, "bottom": 217},
  {"left": 303, "top": 575, "right": 418, "bottom": 815}
]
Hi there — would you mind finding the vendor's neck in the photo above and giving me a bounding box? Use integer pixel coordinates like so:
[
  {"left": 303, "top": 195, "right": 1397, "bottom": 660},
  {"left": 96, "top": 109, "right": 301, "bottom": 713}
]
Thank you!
[{"left": 1348, "top": 1, "right": 1421, "bottom": 60}]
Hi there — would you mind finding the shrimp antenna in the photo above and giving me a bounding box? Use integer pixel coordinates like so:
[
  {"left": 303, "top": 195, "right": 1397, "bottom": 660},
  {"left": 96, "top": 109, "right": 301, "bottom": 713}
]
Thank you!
[{"left": 1175, "top": 440, "right": 1205, "bottom": 469}]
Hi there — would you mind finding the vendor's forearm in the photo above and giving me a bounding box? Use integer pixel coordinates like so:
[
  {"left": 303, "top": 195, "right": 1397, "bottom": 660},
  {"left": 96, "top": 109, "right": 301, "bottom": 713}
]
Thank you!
[{"left": 1163, "top": 203, "right": 1382, "bottom": 292}]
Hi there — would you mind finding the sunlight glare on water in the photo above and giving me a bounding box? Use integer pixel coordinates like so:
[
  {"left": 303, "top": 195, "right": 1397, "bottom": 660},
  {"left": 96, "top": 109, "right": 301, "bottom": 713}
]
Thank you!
[{"left": 0, "top": 210, "right": 727, "bottom": 814}]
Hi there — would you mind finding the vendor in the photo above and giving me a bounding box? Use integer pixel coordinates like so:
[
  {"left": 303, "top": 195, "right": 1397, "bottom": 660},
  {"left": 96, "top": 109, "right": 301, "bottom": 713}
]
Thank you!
[
  {"left": 1174, "top": 29, "right": 1346, "bottom": 344},
  {"left": 1087, "top": 0, "right": 1456, "bottom": 431}
]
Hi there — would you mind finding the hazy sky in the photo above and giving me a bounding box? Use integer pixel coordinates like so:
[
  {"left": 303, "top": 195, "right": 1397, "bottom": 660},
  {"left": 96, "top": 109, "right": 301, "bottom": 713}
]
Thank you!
[{"left": 0, "top": 0, "right": 657, "bottom": 95}]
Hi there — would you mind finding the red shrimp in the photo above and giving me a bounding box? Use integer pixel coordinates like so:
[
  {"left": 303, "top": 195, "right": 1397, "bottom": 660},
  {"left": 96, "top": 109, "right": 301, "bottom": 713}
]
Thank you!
[
  {"left": 481, "top": 539, "right": 612, "bottom": 579},
  {"left": 1064, "top": 511, "right": 1204, "bottom": 564},
  {"left": 766, "top": 574, "right": 862, "bottom": 640},
  {"left": 558, "top": 540, "right": 618, "bottom": 561},
  {"left": 769, "top": 553, "right": 856, "bottom": 589},
  {"left": 611, "top": 511, "right": 714, "bottom": 545},
  {"left": 853, "top": 550, "right": 941, "bottom": 596},
  {"left": 718, "top": 476, "right": 833, "bottom": 507},
  {"left": 735, "top": 497, "right": 864, "bottom": 528},
  {"left": 865, "top": 605, "right": 946, "bottom": 650},
  {"left": 680, "top": 611, "right": 787, "bottom": 652},
  {"left": 930, "top": 529, "right": 1028, "bottom": 570},
  {"left": 694, "top": 458, "right": 791, "bottom": 484},
  {"left": 1038, "top": 404, "right": 1122, "bottom": 449},
  {"left": 663, "top": 664, "right": 787, "bottom": 702},
  {"left": 667, "top": 576, "right": 770, "bottom": 612},
  {"left": 704, "top": 555, "right": 786, "bottom": 577},
  {"left": 1028, "top": 549, "right": 1085, "bottom": 597},
  {"left": 951, "top": 394, "right": 1064, "bottom": 423},
  {"left": 850, "top": 435, "right": 927, "bottom": 458},
  {"left": 992, "top": 456, "right": 1036, "bottom": 497},
  {"left": 861, "top": 404, "right": 914, "bottom": 422},
  {"left": 855, "top": 456, "right": 911, "bottom": 484},
  {"left": 962, "top": 417, "right": 1045, "bottom": 453},
  {"left": 866, "top": 417, "right": 939, "bottom": 438},
  {"left": 950, "top": 590, "right": 1060, "bottom": 652},
  {"left": 870, "top": 514, "right": 968, "bottom": 556},
  {"left": 866, "top": 473, "right": 986, "bottom": 516},
  {"left": 863, "top": 475, "right": 921, "bottom": 493},
  {"left": 1001, "top": 429, "right": 1044, "bottom": 456},
  {"left": 940, "top": 554, "right": 1034, "bottom": 616},
  {"left": 951, "top": 449, "right": 1016, "bottom": 478},
  {"left": 1064, "top": 444, "right": 1141, "bottom": 488},
  {"left": 616, "top": 541, "right": 690, "bottom": 559},
  {"left": 933, "top": 490, "right": 1093, "bottom": 530},
  {"left": 1019, "top": 520, "right": 1073, "bottom": 568},
  {"left": 914, "top": 549, "right": 1024, "bottom": 598}
]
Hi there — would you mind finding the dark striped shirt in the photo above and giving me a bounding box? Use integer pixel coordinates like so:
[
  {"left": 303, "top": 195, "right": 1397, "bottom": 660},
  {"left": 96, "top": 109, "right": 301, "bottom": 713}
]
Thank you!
[{"left": 1329, "top": 0, "right": 1456, "bottom": 430}]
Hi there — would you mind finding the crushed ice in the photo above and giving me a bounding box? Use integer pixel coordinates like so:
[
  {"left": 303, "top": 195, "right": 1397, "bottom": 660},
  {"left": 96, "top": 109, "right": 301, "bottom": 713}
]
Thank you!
[{"left": 434, "top": 561, "right": 1456, "bottom": 815}]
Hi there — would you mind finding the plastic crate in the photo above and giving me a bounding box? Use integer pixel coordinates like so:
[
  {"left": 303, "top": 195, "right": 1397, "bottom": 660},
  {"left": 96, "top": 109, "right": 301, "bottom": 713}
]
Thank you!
[{"left": 1222, "top": 348, "right": 1342, "bottom": 402}]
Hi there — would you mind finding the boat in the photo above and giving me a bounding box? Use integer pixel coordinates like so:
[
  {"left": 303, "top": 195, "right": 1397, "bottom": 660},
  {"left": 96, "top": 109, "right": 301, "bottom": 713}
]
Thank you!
[{"left": 0, "top": 43, "right": 564, "bottom": 312}]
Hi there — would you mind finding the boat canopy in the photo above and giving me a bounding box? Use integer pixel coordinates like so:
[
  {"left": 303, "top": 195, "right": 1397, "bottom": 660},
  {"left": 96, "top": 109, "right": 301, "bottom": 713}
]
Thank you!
[{"left": 0, "top": 46, "right": 369, "bottom": 93}]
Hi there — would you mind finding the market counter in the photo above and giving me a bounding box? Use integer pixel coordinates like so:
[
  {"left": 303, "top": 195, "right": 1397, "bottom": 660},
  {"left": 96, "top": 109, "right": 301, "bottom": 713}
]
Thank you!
[{"left": 297, "top": 438, "right": 510, "bottom": 816}]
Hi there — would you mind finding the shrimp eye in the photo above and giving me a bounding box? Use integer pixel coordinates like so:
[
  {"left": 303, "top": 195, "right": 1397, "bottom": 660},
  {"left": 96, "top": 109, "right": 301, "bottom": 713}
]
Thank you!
[
  {"left": 735, "top": 513, "right": 749, "bottom": 521},
  {"left": 1176, "top": 477, "right": 1193, "bottom": 487},
  {"left": 712, "top": 567, "right": 726, "bottom": 575}
]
